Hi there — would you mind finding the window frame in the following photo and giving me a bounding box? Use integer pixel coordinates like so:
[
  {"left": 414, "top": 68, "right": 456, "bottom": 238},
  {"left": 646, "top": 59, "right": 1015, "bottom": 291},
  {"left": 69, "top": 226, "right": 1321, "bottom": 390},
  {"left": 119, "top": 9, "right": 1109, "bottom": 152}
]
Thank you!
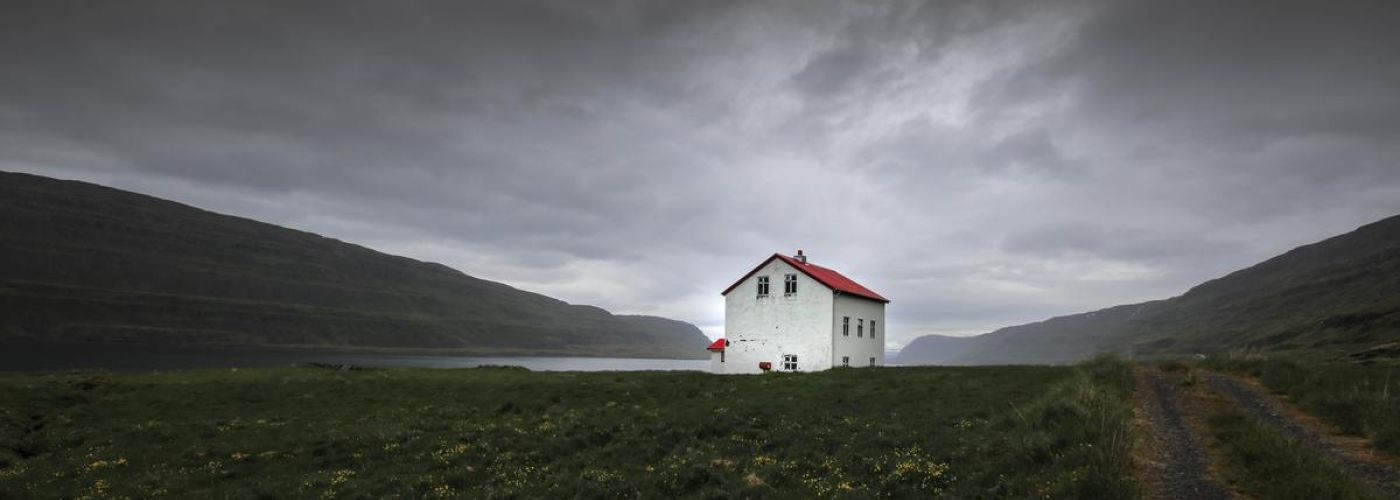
[
  {"left": 783, "top": 273, "right": 798, "bottom": 295},
  {"left": 870, "top": 320, "right": 877, "bottom": 340},
  {"left": 756, "top": 275, "right": 770, "bottom": 297},
  {"left": 842, "top": 316, "right": 850, "bottom": 336},
  {"left": 782, "top": 354, "right": 799, "bottom": 371},
  {"left": 857, "top": 318, "right": 864, "bottom": 338}
]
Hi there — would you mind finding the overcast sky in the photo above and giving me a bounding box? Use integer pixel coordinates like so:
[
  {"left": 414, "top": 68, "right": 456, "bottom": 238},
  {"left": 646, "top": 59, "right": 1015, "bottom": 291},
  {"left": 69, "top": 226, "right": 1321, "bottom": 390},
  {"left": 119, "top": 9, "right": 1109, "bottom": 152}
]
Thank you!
[{"left": 4, "top": 0, "right": 1399, "bottom": 349}]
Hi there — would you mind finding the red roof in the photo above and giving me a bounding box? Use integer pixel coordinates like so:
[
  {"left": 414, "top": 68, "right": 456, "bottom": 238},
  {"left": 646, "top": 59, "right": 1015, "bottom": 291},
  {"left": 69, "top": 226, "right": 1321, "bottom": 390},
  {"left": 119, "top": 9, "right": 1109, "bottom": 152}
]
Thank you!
[
  {"left": 721, "top": 253, "right": 889, "bottom": 303},
  {"left": 706, "top": 338, "right": 726, "bottom": 351}
]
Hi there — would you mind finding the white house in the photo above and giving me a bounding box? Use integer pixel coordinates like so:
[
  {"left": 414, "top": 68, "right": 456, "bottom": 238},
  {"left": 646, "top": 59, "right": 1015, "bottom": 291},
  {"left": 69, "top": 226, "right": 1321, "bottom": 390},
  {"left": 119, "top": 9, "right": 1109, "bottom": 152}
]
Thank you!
[{"left": 708, "top": 250, "right": 889, "bottom": 374}]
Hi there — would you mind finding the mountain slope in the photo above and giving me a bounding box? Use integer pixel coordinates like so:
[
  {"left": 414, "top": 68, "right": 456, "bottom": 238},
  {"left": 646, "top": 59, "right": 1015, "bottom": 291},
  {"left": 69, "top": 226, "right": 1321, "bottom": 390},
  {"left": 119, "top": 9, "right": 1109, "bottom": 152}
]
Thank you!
[
  {"left": 888, "top": 334, "right": 980, "bottom": 366},
  {"left": 897, "top": 214, "right": 1400, "bottom": 365},
  {"left": 0, "top": 171, "right": 708, "bottom": 358}
]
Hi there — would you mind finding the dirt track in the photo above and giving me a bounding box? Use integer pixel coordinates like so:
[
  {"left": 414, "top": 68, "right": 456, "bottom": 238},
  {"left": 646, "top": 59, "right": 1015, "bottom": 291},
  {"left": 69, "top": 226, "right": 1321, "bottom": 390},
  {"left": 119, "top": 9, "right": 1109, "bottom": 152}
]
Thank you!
[
  {"left": 1203, "top": 371, "right": 1400, "bottom": 498},
  {"left": 1135, "top": 366, "right": 1400, "bottom": 500},
  {"left": 1134, "top": 369, "right": 1233, "bottom": 500}
]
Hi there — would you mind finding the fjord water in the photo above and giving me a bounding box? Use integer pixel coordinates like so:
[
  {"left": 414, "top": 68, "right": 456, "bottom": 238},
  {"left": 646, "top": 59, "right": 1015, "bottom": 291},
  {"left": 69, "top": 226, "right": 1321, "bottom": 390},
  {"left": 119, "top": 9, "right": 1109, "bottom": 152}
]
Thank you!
[{"left": 0, "top": 341, "right": 709, "bottom": 372}]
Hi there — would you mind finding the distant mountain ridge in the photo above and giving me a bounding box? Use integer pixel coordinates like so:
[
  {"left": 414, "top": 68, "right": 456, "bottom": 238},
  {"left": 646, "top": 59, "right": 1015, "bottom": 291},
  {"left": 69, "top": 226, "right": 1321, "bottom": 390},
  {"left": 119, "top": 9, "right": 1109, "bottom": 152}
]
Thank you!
[
  {"left": 897, "top": 214, "right": 1400, "bottom": 365},
  {"left": 890, "top": 334, "right": 980, "bottom": 365},
  {"left": 0, "top": 171, "right": 708, "bottom": 358}
]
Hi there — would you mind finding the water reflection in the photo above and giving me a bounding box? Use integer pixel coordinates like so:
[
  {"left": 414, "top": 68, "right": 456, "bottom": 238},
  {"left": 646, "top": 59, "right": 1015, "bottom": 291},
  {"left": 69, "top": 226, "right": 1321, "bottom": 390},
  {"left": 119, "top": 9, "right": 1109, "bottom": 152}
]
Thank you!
[{"left": 0, "top": 341, "right": 709, "bottom": 372}]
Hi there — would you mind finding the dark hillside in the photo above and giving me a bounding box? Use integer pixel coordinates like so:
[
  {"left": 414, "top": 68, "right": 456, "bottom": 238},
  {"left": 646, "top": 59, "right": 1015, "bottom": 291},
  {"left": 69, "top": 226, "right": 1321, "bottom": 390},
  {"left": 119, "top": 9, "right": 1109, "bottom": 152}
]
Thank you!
[
  {"left": 898, "top": 214, "right": 1400, "bottom": 365},
  {"left": 0, "top": 171, "right": 708, "bottom": 358},
  {"left": 1131, "top": 214, "right": 1400, "bottom": 353},
  {"left": 890, "top": 334, "right": 978, "bottom": 365}
]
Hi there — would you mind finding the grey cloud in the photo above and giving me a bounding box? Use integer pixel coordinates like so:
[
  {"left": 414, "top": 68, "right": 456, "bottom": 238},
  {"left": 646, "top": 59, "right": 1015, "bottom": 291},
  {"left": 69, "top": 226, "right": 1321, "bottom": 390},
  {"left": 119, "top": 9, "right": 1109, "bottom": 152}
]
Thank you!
[
  {"left": 1000, "top": 224, "right": 1247, "bottom": 262},
  {"left": 1234, "top": 105, "right": 1400, "bottom": 144},
  {"left": 984, "top": 129, "right": 1079, "bottom": 177},
  {"left": 790, "top": 47, "right": 874, "bottom": 97},
  {"left": 3, "top": 0, "right": 1399, "bottom": 349}
]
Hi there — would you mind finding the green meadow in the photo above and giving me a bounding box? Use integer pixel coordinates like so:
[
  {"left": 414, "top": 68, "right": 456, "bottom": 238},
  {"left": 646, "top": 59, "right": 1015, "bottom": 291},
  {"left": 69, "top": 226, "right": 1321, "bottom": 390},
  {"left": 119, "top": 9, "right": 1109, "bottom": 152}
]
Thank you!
[{"left": 0, "top": 359, "right": 1134, "bottom": 499}]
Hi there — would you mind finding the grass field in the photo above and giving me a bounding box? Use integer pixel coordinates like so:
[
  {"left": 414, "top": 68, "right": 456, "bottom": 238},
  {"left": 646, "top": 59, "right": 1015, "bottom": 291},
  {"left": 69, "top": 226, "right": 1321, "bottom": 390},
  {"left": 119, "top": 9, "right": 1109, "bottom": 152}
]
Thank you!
[{"left": 0, "top": 359, "right": 1135, "bottom": 499}]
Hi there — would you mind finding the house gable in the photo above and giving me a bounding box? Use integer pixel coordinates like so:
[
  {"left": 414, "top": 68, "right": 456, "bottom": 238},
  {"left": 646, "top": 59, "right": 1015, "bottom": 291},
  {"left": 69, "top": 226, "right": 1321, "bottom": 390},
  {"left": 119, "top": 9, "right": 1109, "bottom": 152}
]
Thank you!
[{"left": 721, "top": 253, "right": 889, "bottom": 303}]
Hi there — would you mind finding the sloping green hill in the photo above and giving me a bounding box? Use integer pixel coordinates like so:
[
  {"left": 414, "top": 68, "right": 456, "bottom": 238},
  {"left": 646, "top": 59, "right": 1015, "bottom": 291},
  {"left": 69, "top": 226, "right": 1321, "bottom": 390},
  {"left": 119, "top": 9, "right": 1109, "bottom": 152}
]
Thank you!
[
  {"left": 897, "top": 214, "right": 1400, "bottom": 365},
  {"left": 0, "top": 171, "right": 708, "bottom": 358}
]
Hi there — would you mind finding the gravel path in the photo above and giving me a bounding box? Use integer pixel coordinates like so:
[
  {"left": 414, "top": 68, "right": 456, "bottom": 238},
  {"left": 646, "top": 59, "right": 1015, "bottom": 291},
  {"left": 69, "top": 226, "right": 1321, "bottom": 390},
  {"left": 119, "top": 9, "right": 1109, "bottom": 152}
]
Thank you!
[
  {"left": 1137, "top": 369, "right": 1233, "bottom": 500},
  {"left": 1203, "top": 371, "right": 1400, "bottom": 498}
]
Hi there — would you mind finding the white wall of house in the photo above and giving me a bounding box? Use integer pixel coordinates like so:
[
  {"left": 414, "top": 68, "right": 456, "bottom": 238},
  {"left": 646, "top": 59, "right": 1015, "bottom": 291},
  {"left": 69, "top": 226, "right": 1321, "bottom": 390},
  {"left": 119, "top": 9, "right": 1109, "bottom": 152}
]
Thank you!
[
  {"left": 709, "top": 348, "right": 725, "bottom": 373},
  {"left": 832, "top": 293, "right": 886, "bottom": 368},
  {"left": 723, "top": 258, "right": 834, "bottom": 374}
]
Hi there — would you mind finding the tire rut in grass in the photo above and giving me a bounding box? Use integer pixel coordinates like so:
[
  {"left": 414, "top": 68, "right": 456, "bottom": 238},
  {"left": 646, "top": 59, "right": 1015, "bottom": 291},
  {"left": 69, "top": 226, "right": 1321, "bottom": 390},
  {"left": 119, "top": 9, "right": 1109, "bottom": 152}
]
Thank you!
[
  {"left": 1203, "top": 371, "right": 1400, "bottom": 497},
  {"left": 1136, "top": 369, "right": 1233, "bottom": 500}
]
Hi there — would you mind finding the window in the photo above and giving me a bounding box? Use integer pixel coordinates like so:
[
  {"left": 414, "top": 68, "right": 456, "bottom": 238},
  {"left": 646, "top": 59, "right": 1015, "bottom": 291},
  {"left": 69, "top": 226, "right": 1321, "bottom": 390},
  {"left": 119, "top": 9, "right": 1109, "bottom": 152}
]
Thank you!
[
  {"left": 870, "top": 320, "right": 877, "bottom": 340},
  {"left": 756, "top": 276, "right": 769, "bottom": 297},
  {"left": 857, "top": 318, "right": 864, "bottom": 338},
  {"left": 784, "top": 274, "right": 797, "bottom": 294},
  {"left": 782, "top": 354, "right": 799, "bottom": 371},
  {"left": 842, "top": 356, "right": 850, "bottom": 367},
  {"left": 842, "top": 317, "right": 850, "bottom": 336},
  {"left": 869, "top": 357, "right": 876, "bottom": 367}
]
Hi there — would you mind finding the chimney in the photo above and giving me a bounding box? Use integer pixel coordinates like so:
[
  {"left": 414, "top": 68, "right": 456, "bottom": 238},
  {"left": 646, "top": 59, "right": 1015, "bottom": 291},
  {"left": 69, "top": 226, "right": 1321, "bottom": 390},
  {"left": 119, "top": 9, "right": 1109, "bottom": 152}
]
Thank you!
[{"left": 795, "top": 250, "right": 807, "bottom": 264}]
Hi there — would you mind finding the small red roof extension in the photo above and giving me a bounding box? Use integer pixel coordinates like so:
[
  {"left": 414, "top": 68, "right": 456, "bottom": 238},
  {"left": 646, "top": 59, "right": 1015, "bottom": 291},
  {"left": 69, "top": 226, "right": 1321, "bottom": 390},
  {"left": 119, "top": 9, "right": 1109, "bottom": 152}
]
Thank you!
[
  {"left": 721, "top": 253, "right": 889, "bottom": 303},
  {"left": 706, "top": 338, "right": 726, "bottom": 351}
]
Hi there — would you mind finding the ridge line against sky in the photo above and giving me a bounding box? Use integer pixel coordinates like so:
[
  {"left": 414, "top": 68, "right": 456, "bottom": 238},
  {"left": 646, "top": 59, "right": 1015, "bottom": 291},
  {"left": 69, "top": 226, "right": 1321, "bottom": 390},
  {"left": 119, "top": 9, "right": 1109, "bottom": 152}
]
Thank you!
[{"left": 3, "top": 0, "right": 1399, "bottom": 348}]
